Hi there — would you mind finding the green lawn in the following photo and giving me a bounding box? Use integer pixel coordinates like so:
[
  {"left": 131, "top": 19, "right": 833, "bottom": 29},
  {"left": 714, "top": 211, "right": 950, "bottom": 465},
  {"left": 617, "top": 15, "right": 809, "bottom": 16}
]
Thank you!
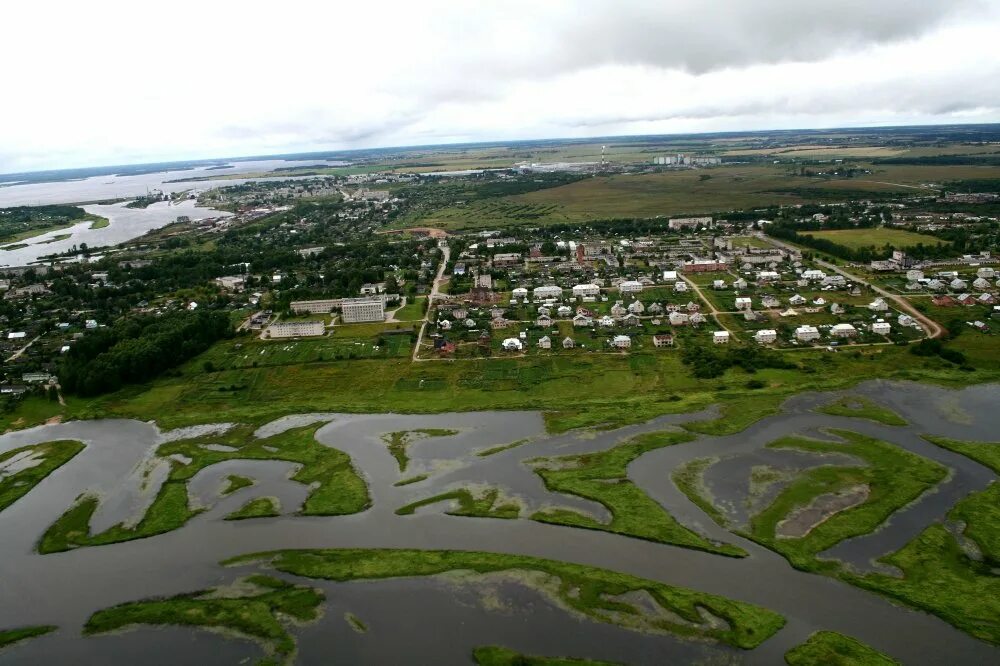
[{"left": 227, "top": 548, "right": 785, "bottom": 649}]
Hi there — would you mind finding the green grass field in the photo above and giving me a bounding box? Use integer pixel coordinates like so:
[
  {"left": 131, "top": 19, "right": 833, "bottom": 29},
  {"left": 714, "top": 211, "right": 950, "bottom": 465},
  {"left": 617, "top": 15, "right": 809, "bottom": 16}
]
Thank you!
[{"left": 802, "top": 228, "right": 945, "bottom": 250}]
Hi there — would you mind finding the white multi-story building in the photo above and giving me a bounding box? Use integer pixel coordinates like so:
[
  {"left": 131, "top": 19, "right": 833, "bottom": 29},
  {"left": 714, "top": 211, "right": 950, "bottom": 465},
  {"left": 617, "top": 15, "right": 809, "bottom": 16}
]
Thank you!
[
  {"left": 713, "top": 331, "right": 730, "bottom": 344},
  {"left": 266, "top": 320, "right": 325, "bottom": 339},
  {"left": 572, "top": 284, "right": 601, "bottom": 298},
  {"left": 831, "top": 323, "right": 858, "bottom": 338},
  {"left": 341, "top": 297, "right": 385, "bottom": 323},
  {"left": 872, "top": 321, "right": 892, "bottom": 335},
  {"left": 619, "top": 280, "right": 643, "bottom": 293},
  {"left": 754, "top": 329, "right": 777, "bottom": 344},
  {"left": 795, "top": 325, "right": 820, "bottom": 342},
  {"left": 533, "top": 285, "right": 563, "bottom": 300}
]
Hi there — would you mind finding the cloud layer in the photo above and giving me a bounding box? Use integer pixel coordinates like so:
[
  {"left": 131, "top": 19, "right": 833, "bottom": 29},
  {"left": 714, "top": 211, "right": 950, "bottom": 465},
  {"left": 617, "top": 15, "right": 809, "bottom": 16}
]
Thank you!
[{"left": 1, "top": 0, "right": 997, "bottom": 172}]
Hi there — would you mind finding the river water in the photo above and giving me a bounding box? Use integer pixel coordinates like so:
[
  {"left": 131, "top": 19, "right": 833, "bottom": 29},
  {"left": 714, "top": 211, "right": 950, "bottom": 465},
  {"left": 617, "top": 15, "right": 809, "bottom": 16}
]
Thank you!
[
  {"left": 0, "top": 381, "right": 997, "bottom": 664},
  {"left": 0, "top": 159, "right": 345, "bottom": 266}
]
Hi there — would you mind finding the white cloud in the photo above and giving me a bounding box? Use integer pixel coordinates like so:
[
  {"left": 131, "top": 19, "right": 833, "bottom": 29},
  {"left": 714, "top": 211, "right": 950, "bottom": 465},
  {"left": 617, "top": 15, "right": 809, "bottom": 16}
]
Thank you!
[{"left": 1, "top": 0, "right": 998, "bottom": 172}]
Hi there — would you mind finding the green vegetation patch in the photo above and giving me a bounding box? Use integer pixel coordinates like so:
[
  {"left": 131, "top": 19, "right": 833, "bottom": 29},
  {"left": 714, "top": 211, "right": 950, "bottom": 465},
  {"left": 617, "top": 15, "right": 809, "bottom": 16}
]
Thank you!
[
  {"left": 0, "top": 440, "right": 84, "bottom": 513},
  {"left": 381, "top": 428, "right": 459, "bottom": 473},
  {"left": 344, "top": 612, "right": 367, "bottom": 633},
  {"left": 396, "top": 486, "right": 522, "bottom": 519},
  {"left": 671, "top": 456, "right": 726, "bottom": 526},
  {"left": 38, "top": 425, "right": 369, "bottom": 553},
  {"left": 226, "top": 548, "right": 785, "bottom": 649},
  {"left": 393, "top": 474, "right": 429, "bottom": 487},
  {"left": 221, "top": 474, "right": 255, "bottom": 496},
  {"left": 226, "top": 496, "right": 281, "bottom": 521},
  {"left": 474, "top": 645, "right": 619, "bottom": 665},
  {"left": 750, "top": 430, "right": 947, "bottom": 570},
  {"left": 924, "top": 435, "right": 1000, "bottom": 473},
  {"left": 84, "top": 575, "right": 323, "bottom": 664},
  {"left": 477, "top": 438, "right": 532, "bottom": 457},
  {"left": 529, "top": 430, "right": 745, "bottom": 557},
  {"left": 0, "top": 625, "right": 56, "bottom": 650},
  {"left": 850, "top": 483, "right": 1000, "bottom": 645},
  {"left": 817, "top": 396, "right": 907, "bottom": 426},
  {"left": 785, "top": 631, "right": 898, "bottom": 665}
]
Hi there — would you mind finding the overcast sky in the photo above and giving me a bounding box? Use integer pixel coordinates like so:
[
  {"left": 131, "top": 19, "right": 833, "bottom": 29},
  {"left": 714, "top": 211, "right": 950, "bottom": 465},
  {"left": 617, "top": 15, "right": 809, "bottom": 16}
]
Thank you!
[{"left": 3, "top": 0, "right": 1000, "bottom": 173}]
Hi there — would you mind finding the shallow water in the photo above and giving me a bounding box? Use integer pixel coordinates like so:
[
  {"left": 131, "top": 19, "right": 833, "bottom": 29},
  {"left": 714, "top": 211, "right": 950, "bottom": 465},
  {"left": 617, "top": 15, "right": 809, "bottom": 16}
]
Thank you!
[{"left": 0, "top": 381, "right": 998, "bottom": 664}]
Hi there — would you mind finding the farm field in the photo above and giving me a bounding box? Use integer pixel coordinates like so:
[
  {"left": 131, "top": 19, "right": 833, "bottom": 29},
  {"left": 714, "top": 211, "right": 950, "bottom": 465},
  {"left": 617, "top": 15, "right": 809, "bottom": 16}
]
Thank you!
[{"left": 802, "top": 228, "right": 946, "bottom": 250}]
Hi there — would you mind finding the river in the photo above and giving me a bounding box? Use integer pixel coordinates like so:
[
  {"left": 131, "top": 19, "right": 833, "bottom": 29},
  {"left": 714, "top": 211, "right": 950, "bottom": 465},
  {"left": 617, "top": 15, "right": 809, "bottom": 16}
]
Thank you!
[
  {"left": 0, "top": 381, "right": 997, "bottom": 664},
  {"left": 0, "top": 159, "right": 345, "bottom": 266}
]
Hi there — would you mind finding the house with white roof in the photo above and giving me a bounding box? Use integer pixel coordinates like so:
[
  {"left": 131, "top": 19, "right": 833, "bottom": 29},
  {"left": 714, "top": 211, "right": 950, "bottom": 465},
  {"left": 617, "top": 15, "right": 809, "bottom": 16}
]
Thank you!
[
  {"left": 831, "top": 323, "right": 858, "bottom": 338},
  {"left": 868, "top": 298, "right": 889, "bottom": 312},
  {"left": 713, "top": 330, "right": 730, "bottom": 344},
  {"left": 735, "top": 297, "right": 752, "bottom": 311},
  {"left": 537, "top": 336, "right": 552, "bottom": 349},
  {"left": 669, "top": 311, "right": 689, "bottom": 326},
  {"left": 789, "top": 294, "right": 806, "bottom": 306},
  {"left": 562, "top": 337, "right": 575, "bottom": 349},
  {"left": 533, "top": 285, "right": 563, "bottom": 300},
  {"left": 612, "top": 335, "right": 631, "bottom": 348},
  {"left": 572, "top": 284, "right": 600, "bottom": 298},
  {"left": 502, "top": 338, "right": 524, "bottom": 351},
  {"left": 619, "top": 280, "right": 643, "bottom": 293},
  {"left": 872, "top": 321, "right": 891, "bottom": 335},
  {"left": 674, "top": 281, "right": 688, "bottom": 293},
  {"left": 754, "top": 329, "right": 777, "bottom": 344},
  {"left": 795, "top": 325, "right": 820, "bottom": 341},
  {"left": 662, "top": 270, "right": 678, "bottom": 282}
]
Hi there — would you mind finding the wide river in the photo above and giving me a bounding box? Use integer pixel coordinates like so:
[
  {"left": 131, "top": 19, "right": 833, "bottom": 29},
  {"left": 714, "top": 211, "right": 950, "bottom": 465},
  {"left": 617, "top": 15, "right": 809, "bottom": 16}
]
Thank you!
[
  {"left": 0, "top": 380, "right": 998, "bottom": 664},
  {"left": 0, "top": 159, "right": 343, "bottom": 266}
]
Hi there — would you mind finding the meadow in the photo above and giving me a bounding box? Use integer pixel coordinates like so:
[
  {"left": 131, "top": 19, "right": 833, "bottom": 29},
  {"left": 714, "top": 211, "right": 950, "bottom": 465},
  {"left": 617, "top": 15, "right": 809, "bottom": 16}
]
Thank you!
[{"left": 802, "top": 228, "right": 946, "bottom": 250}]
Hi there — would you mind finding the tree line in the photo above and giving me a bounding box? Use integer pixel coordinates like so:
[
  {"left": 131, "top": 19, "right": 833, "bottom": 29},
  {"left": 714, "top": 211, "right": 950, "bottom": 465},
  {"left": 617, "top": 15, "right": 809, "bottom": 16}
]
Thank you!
[{"left": 60, "top": 310, "right": 232, "bottom": 396}]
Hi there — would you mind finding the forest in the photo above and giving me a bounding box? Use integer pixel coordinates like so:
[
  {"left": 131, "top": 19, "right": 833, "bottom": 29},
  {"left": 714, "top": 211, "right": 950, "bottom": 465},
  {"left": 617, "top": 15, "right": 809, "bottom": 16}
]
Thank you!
[{"left": 59, "top": 310, "right": 231, "bottom": 396}]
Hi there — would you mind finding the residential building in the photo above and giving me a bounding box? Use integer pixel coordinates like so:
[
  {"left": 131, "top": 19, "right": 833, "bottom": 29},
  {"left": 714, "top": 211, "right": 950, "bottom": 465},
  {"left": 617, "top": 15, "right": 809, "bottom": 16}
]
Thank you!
[
  {"left": 572, "top": 283, "right": 600, "bottom": 298},
  {"left": 537, "top": 336, "right": 552, "bottom": 349},
  {"left": 872, "top": 321, "right": 892, "bottom": 335},
  {"left": 533, "top": 285, "right": 563, "bottom": 300},
  {"left": 735, "top": 297, "right": 752, "bottom": 311},
  {"left": 868, "top": 298, "right": 889, "bottom": 312},
  {"left": 795, "top": 325, "right": 820, "bottom": 341},
  {"left": 652, "top": 334, "right": 674, "bottom": 347},
  {"left": 612, "top": 335, "right": 631, "bottom": 348},
  {"left": 831, "top": 323, "right": 858, "bottom": 338},
  {"left": 713, "top": 330, "right": 730, "bottom": 344},
  {"left": 502, "top": 338, "right": 523, "bottom": 351},
  {"left": 754, "top": 329, "right": 777, "bottom": 344},
  {"left": 619, "top": 280, "right": 643, "bottom": 293},
  {"left": 562, "top": 337, "right": 575, "bottom": 349}
]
